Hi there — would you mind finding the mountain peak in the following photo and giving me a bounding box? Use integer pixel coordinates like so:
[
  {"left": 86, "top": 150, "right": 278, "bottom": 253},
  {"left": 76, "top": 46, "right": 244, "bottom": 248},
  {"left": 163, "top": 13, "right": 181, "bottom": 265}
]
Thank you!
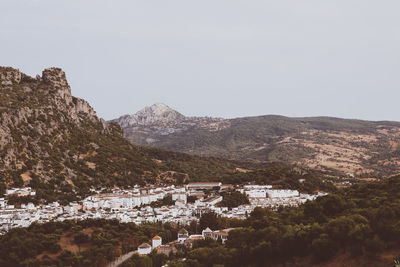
[
  {"left": 145, "top": 103, "right": 176, "bottom": 114},
  {"left": 116, "top": 103, "right": 185, "bottom": 127}
]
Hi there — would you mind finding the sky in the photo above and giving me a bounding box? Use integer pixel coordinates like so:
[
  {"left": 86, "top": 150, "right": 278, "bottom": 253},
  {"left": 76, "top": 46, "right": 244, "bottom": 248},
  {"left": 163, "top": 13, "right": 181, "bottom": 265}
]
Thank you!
[{"left": 1, "top": 1, "right": 400, "bottom": 121}]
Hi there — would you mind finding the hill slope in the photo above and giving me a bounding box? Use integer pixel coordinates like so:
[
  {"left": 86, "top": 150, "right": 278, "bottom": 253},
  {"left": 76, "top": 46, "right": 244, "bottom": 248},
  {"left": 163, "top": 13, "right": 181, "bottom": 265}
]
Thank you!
[
  {"left": 113, "top": 105, "right": 400, "bottom": 178},
  {"left": 0, "top": 67, "right": 331, "bottom": 202}
]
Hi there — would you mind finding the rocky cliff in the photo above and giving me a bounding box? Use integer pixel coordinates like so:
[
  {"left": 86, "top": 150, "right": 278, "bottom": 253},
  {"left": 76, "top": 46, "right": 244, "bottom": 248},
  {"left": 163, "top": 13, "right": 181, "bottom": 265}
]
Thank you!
[{"left": 0, "top": 67, "right": 119, "bottom": 200}]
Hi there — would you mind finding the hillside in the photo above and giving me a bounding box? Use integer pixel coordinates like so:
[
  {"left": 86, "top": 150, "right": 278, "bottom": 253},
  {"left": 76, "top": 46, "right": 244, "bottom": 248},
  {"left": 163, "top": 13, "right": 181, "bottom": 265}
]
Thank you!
[
  {"left": 0, "top": 67, "right": 331, "bottom": 203},
  {"left": 113, "top": 104, "right": 400, "bottom": 178}
]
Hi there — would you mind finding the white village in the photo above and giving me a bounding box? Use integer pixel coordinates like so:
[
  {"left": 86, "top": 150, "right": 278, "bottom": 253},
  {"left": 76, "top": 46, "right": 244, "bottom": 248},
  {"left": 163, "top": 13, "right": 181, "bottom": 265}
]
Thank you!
[{"left": 0, "top": 182, "right": 326, "bottom": 237}]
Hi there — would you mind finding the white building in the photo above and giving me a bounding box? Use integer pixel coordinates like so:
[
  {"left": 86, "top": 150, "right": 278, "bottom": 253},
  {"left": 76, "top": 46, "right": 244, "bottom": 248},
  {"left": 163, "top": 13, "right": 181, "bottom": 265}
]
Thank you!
[
  {"left": 0, "top": 199, "right": 6, "bottom": 208},
  {"left": 178, "top": 228, "right": 189, "bottom": 243},
  {"left": 245, "top": 190, "right": 266, "bottom": 198},
  {"left": 5, "top": 187, "right": 36, "bottom": 197},
  {"left": 152, "top": 235, "right": 162, "bottom": 249},
  {"left": 243, "top": 185, "right": 272, "bottom": 190},
  {"left": 266, "top": 189, "right": 299, "bottom": 198},
  {"left": 138, "top": 243, "right": 152, "bottom": 255},
  {"left": 186, "top": 182, "right": 222, "bottom": 190},
  {"left": 202, "top": 227, "right": 213, "bottom": 239},
  {"left": 172, "top": 193, "right": 187, "bottom": 204},
  {"left": 202, "top": 196, "right": 223, "bottom": 206}
]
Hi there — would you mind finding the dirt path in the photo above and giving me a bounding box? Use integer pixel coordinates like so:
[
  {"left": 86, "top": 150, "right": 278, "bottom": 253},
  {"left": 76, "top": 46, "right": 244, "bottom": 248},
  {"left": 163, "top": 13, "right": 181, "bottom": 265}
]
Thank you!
[{"left": 106, "top": 250, "right": 137, "bottom": 267}]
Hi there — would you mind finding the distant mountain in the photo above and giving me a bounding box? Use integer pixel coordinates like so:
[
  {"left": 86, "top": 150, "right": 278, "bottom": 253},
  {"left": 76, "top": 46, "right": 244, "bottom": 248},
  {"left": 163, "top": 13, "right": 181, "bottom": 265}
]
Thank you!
[
  {"left": 0, "top": 67, "right": 331, "bottom": 202},
  {"left": 110, "top": 103, "right": 230, "bottom": 145},
  {"left": 112, "top": 105, "right": 400, "bottom": 178},
  {"left": 116, "top": 103, "right": 185, "bottom": 127}
]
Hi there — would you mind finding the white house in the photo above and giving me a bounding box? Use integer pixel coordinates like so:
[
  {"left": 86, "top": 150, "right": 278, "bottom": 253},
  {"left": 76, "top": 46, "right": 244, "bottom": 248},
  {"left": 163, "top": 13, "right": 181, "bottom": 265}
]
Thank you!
[
  {"left": 211, "top": 228, "right": 235, "bottom": 244},
  {"left": 132, "top": 196, "right": 142, "bottom": 207},
  {"left": 202, "top": 227, "right": 213, "bottom": 239},
  {"left": 202, "top": 196, "right": 222, "bottom": 206},
  {"left": 152, "top": 235, "right": 162, "bottom": 249},
  {"left": 178, "top": 228, "right": 189, "bottom": 243},
  {"left": 0, "top": 198, "right": 6, "bottom": 208},
  {"left": 172, "top": 193, "right": 187, "bottom": 204},
  {"left": 138, "top": 243, "right": 152, "bottom": 255},
  {"left": 141, "top": 195, "right": 150, "bottom": 205}
]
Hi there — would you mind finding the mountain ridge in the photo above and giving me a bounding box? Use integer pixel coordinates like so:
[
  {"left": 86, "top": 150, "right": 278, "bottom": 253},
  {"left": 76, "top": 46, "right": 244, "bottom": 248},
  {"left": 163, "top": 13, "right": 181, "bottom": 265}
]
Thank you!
[{"left": 112, "top": 104, "right": 400, "bottom": 178}]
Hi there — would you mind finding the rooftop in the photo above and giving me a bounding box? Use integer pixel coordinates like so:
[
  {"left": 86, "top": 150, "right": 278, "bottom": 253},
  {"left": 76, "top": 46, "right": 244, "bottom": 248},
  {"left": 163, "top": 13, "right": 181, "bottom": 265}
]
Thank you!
[
  {"left": 203, "top": 227, "right": 212, "bottom": 233},
  {"left": 138, "top": 243, "right": 151, "bottom": 248},
  {"left": 178, "top": 228, "right": 189, "bottom": 234}
]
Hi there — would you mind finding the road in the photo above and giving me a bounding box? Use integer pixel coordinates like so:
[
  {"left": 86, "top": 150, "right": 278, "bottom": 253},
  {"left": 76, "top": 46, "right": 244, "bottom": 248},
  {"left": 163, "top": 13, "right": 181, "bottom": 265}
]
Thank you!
[{"left": 106, "top": 250, "right": 138, "bottom": 267}]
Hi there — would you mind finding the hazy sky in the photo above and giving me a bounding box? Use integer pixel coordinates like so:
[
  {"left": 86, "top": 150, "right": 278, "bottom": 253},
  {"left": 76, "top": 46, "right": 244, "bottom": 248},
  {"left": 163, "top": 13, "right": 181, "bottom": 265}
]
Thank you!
[{"left": 1, "top": 1, "right": 400, "bottom": 121}]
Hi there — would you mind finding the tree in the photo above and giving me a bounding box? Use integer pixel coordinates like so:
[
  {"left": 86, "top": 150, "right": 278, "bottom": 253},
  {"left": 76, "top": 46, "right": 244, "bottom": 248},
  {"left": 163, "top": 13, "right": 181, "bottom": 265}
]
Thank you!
[
  {"left": 187, "top": 195, "right": 197, "bottom": 203},
  {"left": 199, "top": 212, "right": 221, "bottom": 230},
  {"left": 365, "top": 235, "right": 385, "bottom": 257},
  {"left": 74, "top": 232, "right": 89, "bottom": 251},
  {"left": 150, "top": 252, "right": 168, "bottom": 267},
  {"left": 311, "top": 234, "right": 337, "bottom": 261},
  {"left": 140, "top": 256, "right": 153, "bottom": 267},
  {"left": 57, "top": 250, "right": 76, "bottom": 266},
  {"left": 218, "top": 191, "right": 249, "bottom": 208}
]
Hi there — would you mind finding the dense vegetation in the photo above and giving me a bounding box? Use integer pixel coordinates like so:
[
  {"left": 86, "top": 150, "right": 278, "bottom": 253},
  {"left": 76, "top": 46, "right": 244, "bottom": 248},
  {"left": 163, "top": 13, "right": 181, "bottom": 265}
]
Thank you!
[
  {"left": 0, "top": 219, "right": 178, "bottom": 267},
  {"left": 217, "top": 190, "right": 249, "bottom": 208},
  {"left": 150, "top": 194, "right": 175, "bottom": 208},
  {"left": 121, "top": 253, "right": 168, "bottom": 267},
  {"left": 0, "top": 214, "right": 242, "bottom": 267}
]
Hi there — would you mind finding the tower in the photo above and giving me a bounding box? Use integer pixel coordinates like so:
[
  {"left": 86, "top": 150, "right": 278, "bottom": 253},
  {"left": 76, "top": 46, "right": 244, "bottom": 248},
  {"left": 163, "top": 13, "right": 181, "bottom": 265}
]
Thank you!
[{"left": 152, "top": 235, "right": 162, "bottom": 249}]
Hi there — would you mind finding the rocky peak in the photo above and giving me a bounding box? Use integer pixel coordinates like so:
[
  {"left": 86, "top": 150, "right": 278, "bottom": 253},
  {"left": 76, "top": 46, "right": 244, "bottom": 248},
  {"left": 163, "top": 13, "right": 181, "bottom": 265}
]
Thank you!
[
  {"left": 119, "top": 103, "right": 185, "bottom": 127},
  {"left": 0, "top": 67, "right": 22, "bottom": 85},
  {"left": 42, "top": 68, "right": 72, "bottom": 104},
  {"left": 42, "top": 67, "right": 69, "bottom": 88}
]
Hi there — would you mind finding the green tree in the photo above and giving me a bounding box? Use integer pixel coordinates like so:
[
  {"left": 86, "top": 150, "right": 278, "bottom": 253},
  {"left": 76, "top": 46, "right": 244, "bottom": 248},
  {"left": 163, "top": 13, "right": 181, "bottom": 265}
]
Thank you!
[{"left": 74, "top": 232, "right": 89, "bottom": 251}]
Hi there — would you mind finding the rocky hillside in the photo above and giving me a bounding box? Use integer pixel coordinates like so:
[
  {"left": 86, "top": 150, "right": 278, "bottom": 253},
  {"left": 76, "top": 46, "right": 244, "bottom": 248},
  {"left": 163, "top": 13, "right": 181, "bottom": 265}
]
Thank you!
[
  {"left": 113, "top": 105, "right": 400, "bottom": 178},
  {"left": 0, "top": 67, "right": 331, "bottom": 203}
]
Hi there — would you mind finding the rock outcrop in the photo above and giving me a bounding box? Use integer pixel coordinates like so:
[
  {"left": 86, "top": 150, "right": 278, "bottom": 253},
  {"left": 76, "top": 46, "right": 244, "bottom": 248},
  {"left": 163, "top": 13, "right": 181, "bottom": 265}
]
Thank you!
[
  {"left": 0, "top": 67, "right": 22, "bottom": 85},
  {"left": 0, "top": 66, "right": 114, "bottom": 194},
  {"left": 117, "top": 103, "right": 186, "bottom": 127}
]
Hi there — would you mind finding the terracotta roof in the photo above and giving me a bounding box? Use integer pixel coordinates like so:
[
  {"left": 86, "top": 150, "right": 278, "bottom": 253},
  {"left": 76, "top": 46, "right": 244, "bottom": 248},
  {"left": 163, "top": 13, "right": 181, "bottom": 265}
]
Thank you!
[{"left": 153, "top": 235, "right": 161, "bottom": 240}]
